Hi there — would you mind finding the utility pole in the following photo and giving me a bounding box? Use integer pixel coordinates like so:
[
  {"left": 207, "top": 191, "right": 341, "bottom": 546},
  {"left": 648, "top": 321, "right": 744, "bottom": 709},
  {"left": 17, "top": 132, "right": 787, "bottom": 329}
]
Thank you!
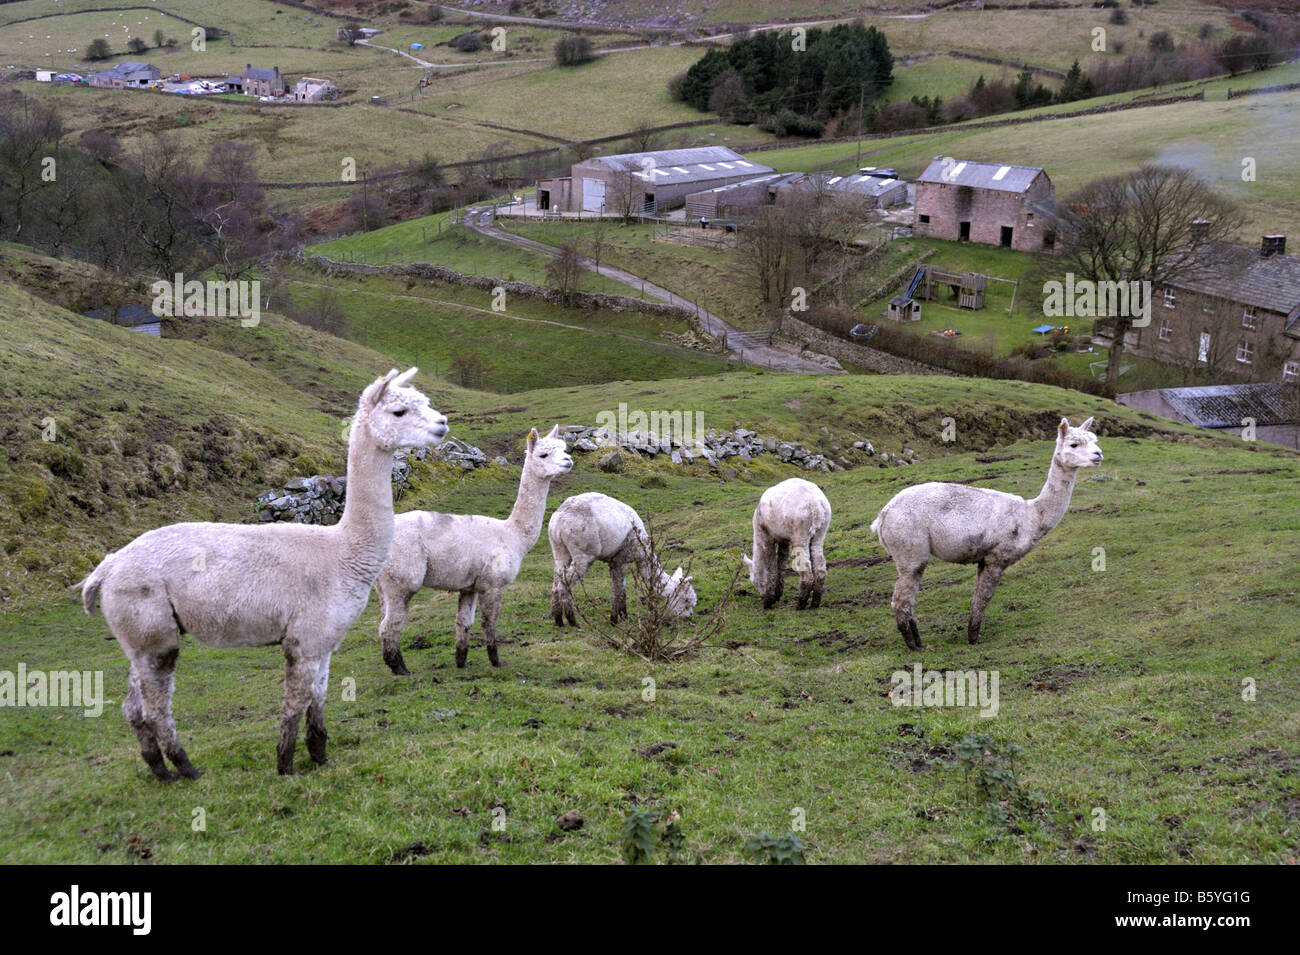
[{"left": 856, "top": 83, "right": 865, "bottom": 170}]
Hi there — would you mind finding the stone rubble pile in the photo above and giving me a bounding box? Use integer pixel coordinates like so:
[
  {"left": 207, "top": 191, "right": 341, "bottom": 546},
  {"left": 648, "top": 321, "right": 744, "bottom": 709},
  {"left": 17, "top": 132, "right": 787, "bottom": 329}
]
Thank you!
[{"left": 256, "top": 437, "right": 494, "bottom": 523}]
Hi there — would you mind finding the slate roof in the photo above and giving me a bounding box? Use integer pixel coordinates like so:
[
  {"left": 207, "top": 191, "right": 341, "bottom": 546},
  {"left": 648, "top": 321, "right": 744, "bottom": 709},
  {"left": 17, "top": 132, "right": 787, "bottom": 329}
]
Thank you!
[
  {"left": 787, "top": 171, "right": 907, "bottom": 198},
  {"left": 1156, "top": 382, "right": 1294, "bottom": 428},
  {"left": 593, "top": 147, "right": 774, "bottom": 186},
  {"left": 244, "top": 66, "right": 281, "bottom": 81},
  {"left": 95, "top": 61, "right": 158, "bottom": 79},
  {"left": 916, "top": 157, "right": 1044, "bottom": 194},
  {"left": 1166, "top": 242, "right": 1300, "bottom": 320}
]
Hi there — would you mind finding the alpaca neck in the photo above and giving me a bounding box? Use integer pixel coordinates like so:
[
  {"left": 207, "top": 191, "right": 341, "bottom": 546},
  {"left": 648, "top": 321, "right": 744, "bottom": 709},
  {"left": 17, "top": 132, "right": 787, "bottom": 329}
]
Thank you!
[
  {"left": 505, "top": 464, "right": 552, "bottom": 548},
  {"left": 336, "top": 421, "right": 397, "bottom": 580},
  {"left": 1029, "top": 455, "right": 1079, "bottom": 540}
]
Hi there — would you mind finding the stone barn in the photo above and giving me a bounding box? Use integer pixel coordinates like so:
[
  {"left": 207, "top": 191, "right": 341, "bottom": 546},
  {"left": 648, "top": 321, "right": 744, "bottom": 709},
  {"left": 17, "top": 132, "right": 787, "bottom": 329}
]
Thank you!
[
  {"left": 684, "top": 172, "right": 802, "bottom": 220},
  {"left": 539, "top": 147, "right": 775, "bottom": 216},
  {"left": 913, "top": 158, "right": 1056, "bottom": 252},
  {"left": 775, "top": 170, "right": 908, "bottom": 210}
]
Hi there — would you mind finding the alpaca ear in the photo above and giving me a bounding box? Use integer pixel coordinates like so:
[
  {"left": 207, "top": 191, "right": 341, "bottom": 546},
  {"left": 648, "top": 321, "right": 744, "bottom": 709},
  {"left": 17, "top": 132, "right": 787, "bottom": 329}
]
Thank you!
[
  {"left": 366, "top": 369, "right": 401, "bottom": 408},
  {"left": 1079, "top": 416, "right": 1095, "bottom": 432},
  {"left": 526, "top": 428, "right": 539, "bottom": 453},
  {"left": 670, "top": 567, "right": 683, "bottom": 582},
  {"left": 391, "top": 367, "right": 418, "bottom": 389},
  {"left": 1058, "top": 417, "right": 1070, "bottom": 439},
  {"left": 545, "top": 424, "right": 560, "bottom": 439}
]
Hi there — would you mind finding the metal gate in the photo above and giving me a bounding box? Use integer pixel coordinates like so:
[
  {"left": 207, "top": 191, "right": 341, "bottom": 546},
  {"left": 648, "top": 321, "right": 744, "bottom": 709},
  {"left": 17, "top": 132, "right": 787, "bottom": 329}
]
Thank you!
[{"left": 581, "top": 177, "right": 605, "bottom": 212}]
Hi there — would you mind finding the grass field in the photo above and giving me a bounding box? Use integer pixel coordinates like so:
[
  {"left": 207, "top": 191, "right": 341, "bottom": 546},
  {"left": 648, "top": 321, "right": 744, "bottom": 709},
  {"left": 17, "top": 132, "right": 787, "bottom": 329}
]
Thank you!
[{"left": 3, "top": 284, "right": 1299, "bottom": 861}]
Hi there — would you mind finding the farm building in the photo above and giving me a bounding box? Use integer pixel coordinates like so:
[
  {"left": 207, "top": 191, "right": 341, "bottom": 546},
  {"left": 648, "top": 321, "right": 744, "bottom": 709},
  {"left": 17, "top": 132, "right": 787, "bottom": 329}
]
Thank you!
[
  {"left": 83, "top": 304, "right": 161, "bottom": 337},
  {"left": 1127, "top": 235, "right": 1300, "bottom": 380},
  {"left": 292, "top": 77, "right": 337, "bottom": 102},
  {"left": 228, "top": 64, "right": 285, "bottom": 97},
  {"left": 1118, "top": 382, "right": 1298, "bottom": 449},
  {"left": 775, "top": 169, "right": 908, "bottom": 209},
  {"left": 88, "top": 62, "right": 160, "bottom": 89},
  {"left": 538, "top": 147, "right": 775, "bottom": 215},
  {"left": 683, "top": 172, "right": 802, "bottom": 220},
  {"left": 913, "top": 158, "right": 1057, "bottom": 252}
]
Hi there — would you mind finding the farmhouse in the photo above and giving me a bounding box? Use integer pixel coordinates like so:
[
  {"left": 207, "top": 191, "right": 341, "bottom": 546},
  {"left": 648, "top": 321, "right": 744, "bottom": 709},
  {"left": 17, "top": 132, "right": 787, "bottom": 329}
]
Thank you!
[
  {"left": 1128, "top": 235, "right": 1300, "bottom": 381},
  {"left": 292, "top": 77, "right": 337, "bottom": 102},
  {"left": 537, "top": 147, "right": 775, "bottom": 215},
  {"left": 229, "top": 64, "right": 285, "bottom": 97},
  {"left": 913, "top": 158, "right": 1057, "bottom": 251},
  {"left": 1118, "top": 382, "right": 1298, "bottom": 449},
  {"left": 88, "top": 62, "right": 160, "bottom": 89}
]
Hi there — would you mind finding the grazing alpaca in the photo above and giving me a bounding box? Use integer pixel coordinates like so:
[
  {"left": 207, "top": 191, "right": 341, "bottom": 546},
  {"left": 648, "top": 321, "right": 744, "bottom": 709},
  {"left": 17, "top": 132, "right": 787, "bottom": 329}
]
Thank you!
[
  {"left": 78, "top": 369, "right": 448, "bottom": 779},
  {"left": 377, "top": 426, "right": 572, "bottom": 672},
  {"left": 548, "top": 492, "right": 697, "bottom": 626},
  {"left": 871, "top": 417, "right": 1103, "bottom": 650},
  {"left": 742, "top": 478, "right": 832, "bottom": 610}
]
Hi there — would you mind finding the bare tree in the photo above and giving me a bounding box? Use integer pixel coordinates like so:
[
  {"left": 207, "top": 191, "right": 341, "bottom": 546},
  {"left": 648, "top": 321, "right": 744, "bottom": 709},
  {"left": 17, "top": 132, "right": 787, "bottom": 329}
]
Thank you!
[
  {"left": 546, "top": 242, "right": 584, "bottom": 305},
  {"left": 1055, "top": 165, "right": 1246, "bottom": 385},
  {"left": 0, "top": 95, "right": 64, "bottom": 240},
  {"left": 734, "top": 202, "right": 798, "bottom": 311},
  {"left": 627, "top": 120, "right": 661, "bottom": 153}
]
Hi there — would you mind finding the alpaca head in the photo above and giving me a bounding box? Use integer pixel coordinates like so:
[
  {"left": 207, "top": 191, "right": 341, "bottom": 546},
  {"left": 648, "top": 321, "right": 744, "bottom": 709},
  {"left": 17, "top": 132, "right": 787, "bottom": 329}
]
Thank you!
[
  {"left": 664, "top": 566, "right": 698, "bottom": 619},
  {"left": 358, "top": 368, "right": 449, "bottom": 452},
  {"left": 524, "top": 425, "right": 573, "bottom": 480},
  {"left": 1054, "top": 416, "right": 1103, "bottom": 470},
  {"left": 741, "top": 552, "right": 767, "bottom": 594}
]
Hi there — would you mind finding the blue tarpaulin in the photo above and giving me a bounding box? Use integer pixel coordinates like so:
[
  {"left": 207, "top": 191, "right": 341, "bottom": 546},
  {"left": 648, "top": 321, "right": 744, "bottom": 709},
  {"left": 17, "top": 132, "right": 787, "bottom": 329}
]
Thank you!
[{"left": 1032, "top": 324, "right": 1057, "bottom": 335}]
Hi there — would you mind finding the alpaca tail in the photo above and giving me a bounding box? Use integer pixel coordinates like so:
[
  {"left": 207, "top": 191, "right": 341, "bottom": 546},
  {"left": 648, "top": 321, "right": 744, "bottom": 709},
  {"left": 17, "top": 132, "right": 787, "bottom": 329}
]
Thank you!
[
  {"left": 791, "top": 545, "right": 812, "bottom": 576},
  {"left": 73, "top": 553, "right": 114, "bottom": 616}
]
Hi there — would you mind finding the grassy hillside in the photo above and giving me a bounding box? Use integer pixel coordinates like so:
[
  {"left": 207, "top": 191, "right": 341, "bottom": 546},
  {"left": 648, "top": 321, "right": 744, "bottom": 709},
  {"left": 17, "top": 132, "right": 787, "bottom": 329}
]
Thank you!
[{"left": 3, "top": 341, "right": 1298, "bottom": 861}]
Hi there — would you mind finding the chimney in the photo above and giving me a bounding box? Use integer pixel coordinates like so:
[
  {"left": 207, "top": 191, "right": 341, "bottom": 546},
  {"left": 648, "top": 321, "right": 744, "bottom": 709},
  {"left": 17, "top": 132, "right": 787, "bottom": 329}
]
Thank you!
[
  {"left": 1261, "top": 234, "right": 1286, "bottom": 258},
  {"left": 1189, "top": 219, "right": 1209, "bottom": 241}
]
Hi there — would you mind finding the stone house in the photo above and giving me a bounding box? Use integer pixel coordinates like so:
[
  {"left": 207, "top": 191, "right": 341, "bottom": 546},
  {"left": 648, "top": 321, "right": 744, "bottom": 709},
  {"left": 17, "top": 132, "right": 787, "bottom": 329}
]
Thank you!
[
  {"left": 913, "top": 157, "right": 1057, "bottom": 252},
  {"left": 88, "top": 62, "right": 160, "bottom": 89}
]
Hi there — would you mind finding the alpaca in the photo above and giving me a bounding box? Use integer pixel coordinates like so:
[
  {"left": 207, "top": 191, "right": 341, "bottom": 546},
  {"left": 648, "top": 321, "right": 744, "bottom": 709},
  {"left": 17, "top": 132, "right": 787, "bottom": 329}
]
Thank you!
[
  {"left": 77, "top": 369, "right": 448, "bottom": 779},
  {"left": 548, "top": 492, "right": 697, "bottom": 626},
  {"left": 742, "top": 478, "right": 832, "bottom": 610},
  {"left": 377, "top": 425, "right": 572, "bottom": 672},
  {"left": 871, "top": 417, "right": 1103, "bottom": 650}
]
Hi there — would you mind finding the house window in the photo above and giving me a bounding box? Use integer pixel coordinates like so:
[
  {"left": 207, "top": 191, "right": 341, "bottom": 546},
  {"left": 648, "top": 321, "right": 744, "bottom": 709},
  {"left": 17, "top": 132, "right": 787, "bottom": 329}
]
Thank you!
[
  {"left": 1242, "top": 306, "right": 1256, "bottom": 329},
  {"left": 1284, "top": 361, "right": 1299, "bottom": 381},
  {"left": 1163, "top": 288, "right": 1176, "bottom": 309},
  {"left": 1158, "top": 318, "right": 1173, "bottom": 342},
  {"left": 918, "top": 214, "right": 930, "bottom": 223},
  {"left": 1236, "top": 340, "right": 1254, "bottom": 364}
]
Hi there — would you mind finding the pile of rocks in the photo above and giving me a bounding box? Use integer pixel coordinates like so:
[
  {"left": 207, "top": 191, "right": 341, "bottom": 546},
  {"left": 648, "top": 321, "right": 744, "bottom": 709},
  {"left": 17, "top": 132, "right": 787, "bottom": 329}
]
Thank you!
[
  {"left": 556, "top": 424, "right": 895, "bottom": 473},
  {"left": 256, "top": 437, "right": 498, "bottom": 524}
]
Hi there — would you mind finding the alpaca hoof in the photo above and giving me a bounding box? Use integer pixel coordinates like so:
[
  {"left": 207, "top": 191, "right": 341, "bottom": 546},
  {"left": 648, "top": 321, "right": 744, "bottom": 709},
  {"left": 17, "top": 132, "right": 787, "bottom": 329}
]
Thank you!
[
  {"left": 278, "top": 765, "right": 298, "bottom": 776},
  {"left": 177, "top": 764, "right": 204, "bottom": 780},
  {"left": 155, "top": 769, "right": 180, "bottom": 783},
  {"left": 487, "top": 648, "right": 503, "bottom": 668},
  {"left": 455, "top": 648, "right": 468, "bottom": 669},
  {"left": 389, "top": 663, "right": 411, "bottom": 676},
  {"left": 553, "top": 612, "right": 565, "bottom": 627},
  {"left": 311, "top": 757, "right": 332, "bottom": 768}
]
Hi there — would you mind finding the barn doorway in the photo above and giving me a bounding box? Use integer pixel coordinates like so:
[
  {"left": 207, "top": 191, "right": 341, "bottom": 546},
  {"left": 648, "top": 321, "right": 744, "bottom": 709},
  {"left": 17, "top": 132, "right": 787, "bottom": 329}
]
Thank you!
[
  {"left": 1000, "top": 226, "right": 1013, "bottom": 247},
  {"left": 538, "top": 190, "right": 550, "bottom": 211},
  {"left": 959, "top": 221, "right": 971, "bottom": 241},
  {"left": 581, "top": 177, "right": 606, "bottom": 212}
]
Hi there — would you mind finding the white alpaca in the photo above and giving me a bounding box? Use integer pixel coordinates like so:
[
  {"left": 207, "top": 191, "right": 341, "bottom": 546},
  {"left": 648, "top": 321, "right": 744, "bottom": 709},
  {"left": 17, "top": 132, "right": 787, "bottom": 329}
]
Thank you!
[
  {"left": 377, "top": 426, "right": 572, "bottom": 672},
  {"left": 871, "top": 417, "right": 1103, "bottom": 650},
  {"left": 548, "top": 492, "right": 697, "bottom": 626},
  {"left": 77, "top": 369, "right": 447, "bottom": 779},
  {"left": 742, "top": 478, "right": 832, "bottom": 610}
]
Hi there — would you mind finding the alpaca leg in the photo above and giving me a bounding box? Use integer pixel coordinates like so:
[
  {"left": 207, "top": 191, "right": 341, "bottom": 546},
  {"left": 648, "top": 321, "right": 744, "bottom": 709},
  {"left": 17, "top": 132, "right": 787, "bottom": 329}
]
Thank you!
[
  {"left": 454, "top": 591, "right": 478, "bottom": 668},
  {"left": 891, "top": 564, "right": 927, "bottom": 651},
  {"left": 609, "top": 559, "right": 629, "bottom": 623},
  {"left": 136, "top": 648, "right": 202, "bottom": 780},
  {"left": 378, "top": 582, "right": 414, "bottom": 676},
  {"left": 793, "top": 545, "right": 815, "bottom": 610},
  {"left": 277, "top": 647, "right": 316, "bottom": 775},
  {"left": 553, "top": 554, "right": 591, "bottom": 627},
  {"left": 810, "top": 528, "right": 828, "bottom": 609},
  {"left": 766, "top": 540, "right": 789, "bottom": 609},
  {"left": 968, "top": 561, "right": 1005, "bottom": 644},
  {"left": 123, "top": 664, "right": 171, "bottom": 781},
  {"left": 480, "top": 589, "right": 505, "bottom": 668},
  {"left": 305, "top": 654, "right": 332, "bottom": 767}
]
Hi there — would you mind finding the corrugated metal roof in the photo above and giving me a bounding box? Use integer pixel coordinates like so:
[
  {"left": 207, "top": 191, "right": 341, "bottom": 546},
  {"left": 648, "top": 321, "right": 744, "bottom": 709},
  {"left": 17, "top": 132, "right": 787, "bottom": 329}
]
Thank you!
[
  {"left": 592, "top": 147, "right": 774, "bottom": 186},
  {"left": 790, "top": 172, "right": 907, "bottom": 198},
  {"left": 917, "top": 157, "right": 1043, "bottom": 193},
  {"left": 1156, "top": 382, "right": 1293, "bottom": 428},
  {"left": 1167, "top": 242, "right": 1300, "bottom": 318}
]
